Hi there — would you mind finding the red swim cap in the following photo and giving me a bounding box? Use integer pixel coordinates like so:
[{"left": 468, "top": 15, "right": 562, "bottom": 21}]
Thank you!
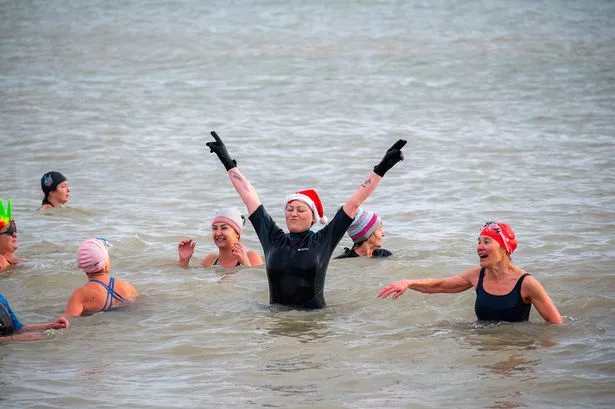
[{"left": 480, "top": 222, "right": 517, "bottom": 255}]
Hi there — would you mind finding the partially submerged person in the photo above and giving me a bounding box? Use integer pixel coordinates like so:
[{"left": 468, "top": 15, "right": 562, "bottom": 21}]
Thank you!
[
  {"left": 206, "top": 131, "right": 406, "bottom": 309},
  {"left": 63, "top": 238, "right": 138, "bottom": 317},
  {"left": 378, "top": 222, "right": 563, "bottom": 324},
  {"left": 178, "top": 207, "right": 263, "bottom": 268},
  {"left": 334, "top": 207, "right": 392, "bottom": 259},
  {"left": 40, "top": 171, "right": 70, "bottom": 211},
  {"left": 0, "top": 294, "right": 69, "bottom": 342},
  {"left": 0, "top": 199, "right": 23, "bottom": 271}
]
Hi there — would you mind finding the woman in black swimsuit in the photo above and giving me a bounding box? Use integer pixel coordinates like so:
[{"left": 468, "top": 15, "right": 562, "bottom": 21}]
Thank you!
[
  {"left": 206, "top": 131, "right": 405, "bottom": 309},
  {"left": 378, "top": 222, "right": 563, "bottom": 323}
]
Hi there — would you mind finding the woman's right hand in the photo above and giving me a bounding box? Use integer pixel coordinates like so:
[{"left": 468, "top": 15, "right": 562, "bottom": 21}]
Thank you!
[
  {"left": 178, "top": 239, "right": 196, "bottom": 266},
  {"left": 378, "top": 279, "right": 410, "bottom": 299}
]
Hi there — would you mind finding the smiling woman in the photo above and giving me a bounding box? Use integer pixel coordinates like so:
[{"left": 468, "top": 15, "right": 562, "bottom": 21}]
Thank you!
[
  {"left": 378, "top": 222, "right": 564, "bottom": 324},
  {"left": 206, "top": 131, "right": 406, "bottom": 309},
  {"left": 177, "top": 207, "right": 263, "bottom": 269}
]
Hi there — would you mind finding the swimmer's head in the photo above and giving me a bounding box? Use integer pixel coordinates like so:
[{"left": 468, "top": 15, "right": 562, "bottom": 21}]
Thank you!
[
  {"left": 212, "top": 208, "right": 245, "bottom": 237},
  {"left": 284, "top": 189, "right": 327, "bottom": 226},
  {"left": 0, "top": 199, "right": 12, "bottom": 232},
  {"left": 76, "top": 238, "right": 110, "bottom": 274},
  {"left": 347, "top": 207, "right": 381, "bottom": 243},
  {"left": 41, "top": 171, "right": 67, "bottom": 196},
  {"left": 479, "top": 222, "right": 517, "bottom": 255}
]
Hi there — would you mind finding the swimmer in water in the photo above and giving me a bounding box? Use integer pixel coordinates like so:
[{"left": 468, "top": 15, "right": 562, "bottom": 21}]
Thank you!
[
  {"left": 0, "top": 293, "right": 69, "bottom": 342},
  {"left": 334, "top": 207, "right": 392, "bottom": 259},
  {"left": 378, "top": 222, "right": 563, "bottom": 324},
  {"left": 40, "top": 171, "right": 70, "bottom": 211},
  {"left": 0, "top": 199, "right": 24, "bottom": 272},
  {"left": 63, "top": 237, "right": 138, "bottom": 317},
  {"left": 178, "top": 207, "right": 263, "bottom": 268},
  {"left": 206, "top": 131, "right": 406, "bottom": 309}
]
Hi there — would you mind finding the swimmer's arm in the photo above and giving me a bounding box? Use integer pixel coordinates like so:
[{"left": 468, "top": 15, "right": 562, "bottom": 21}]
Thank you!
[
  {"left": 379, "top": 269, "right": 475, "bottom": 299},
  {"left": 342, "top": 171, "right": 382, "bottom": 219},
  {"left": 0, "top": 332, "right": 46, "bottom": 342},
  {"left": 21, "top": 316, "right": 69, "bottom": 331},
  {"left": 63, "top": 290, "right": 85, "bottom": 317},
  {"left": 523, "top": 276, "right": 564, "bottom": 324},
  {"left": 227, "top": 168, "right": 262, "bottom": 215}
]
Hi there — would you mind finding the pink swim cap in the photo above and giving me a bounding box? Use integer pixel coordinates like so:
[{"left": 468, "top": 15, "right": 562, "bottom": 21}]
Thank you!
[{"left": 76, "top": 238, "right": 109, "bottom": 273}]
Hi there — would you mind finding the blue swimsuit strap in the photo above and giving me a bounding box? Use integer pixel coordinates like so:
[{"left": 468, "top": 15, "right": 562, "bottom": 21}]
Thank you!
[{"left": 89, "top": 277, "right": 128, "bottom": 311}]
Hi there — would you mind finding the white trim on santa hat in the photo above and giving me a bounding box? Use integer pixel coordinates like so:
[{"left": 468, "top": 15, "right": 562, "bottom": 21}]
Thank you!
[{"left": 285, "top": 190, "right": 328, "bottom": 225}]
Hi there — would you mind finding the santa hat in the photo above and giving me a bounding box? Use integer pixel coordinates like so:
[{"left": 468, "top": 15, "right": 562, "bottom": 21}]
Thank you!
[{"left": 285, "top": 189, "right": 328, "bottom": 225}]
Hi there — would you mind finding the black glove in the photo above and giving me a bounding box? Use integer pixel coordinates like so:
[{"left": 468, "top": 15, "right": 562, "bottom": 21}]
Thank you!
[
  {"left": 206, "top": 131, "right": 237, "bottom": 171},
  {"left": 373, "top": 139, "right": 407, "bottom": 177}
]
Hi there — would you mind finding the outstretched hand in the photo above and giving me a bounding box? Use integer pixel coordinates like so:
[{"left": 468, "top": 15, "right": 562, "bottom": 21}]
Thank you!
[
  {"left": 378, "top": 280, "right": 410, "bottom": 300},
  {"left": 373, "top": 139, "right": 407, "bottom": 177},
  {"left": 206, "top": 131, "right": 237, "bottom": 171}
]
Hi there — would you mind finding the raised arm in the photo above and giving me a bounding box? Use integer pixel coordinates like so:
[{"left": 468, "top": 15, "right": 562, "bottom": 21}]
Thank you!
[
  {"left": 523, "top": 276, "right": 564, "bottom": 324},
  {"left": 342, "top": 139, "right": 406, "bottom": 219},
  {"left": 206, "top": 131, "right": 262, "bottom": 215},
  {"left": 378, "top": 269, "right": 475, "bottom": 300}
]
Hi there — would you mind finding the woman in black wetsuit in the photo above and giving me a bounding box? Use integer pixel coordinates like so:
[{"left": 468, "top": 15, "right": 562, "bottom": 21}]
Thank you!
[
  {"left": 206, "top": 131, "right": 406, "bottom": 309},
  {"left": 378, "top": 222, "right": 564, "bottom": 324}
]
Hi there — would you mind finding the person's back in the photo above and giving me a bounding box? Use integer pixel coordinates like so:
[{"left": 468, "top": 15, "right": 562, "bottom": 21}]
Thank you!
[
  {"left": 64, "top": 238, "right": 137, "bottom": 317},
  {"left": 68, "top": 276, "right": 137, "bottom": 316}
]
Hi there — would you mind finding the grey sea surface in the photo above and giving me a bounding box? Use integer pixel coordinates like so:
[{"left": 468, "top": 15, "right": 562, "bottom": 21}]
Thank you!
[{"left": 1, "top": 1, "right": 614, "bottom": 408}]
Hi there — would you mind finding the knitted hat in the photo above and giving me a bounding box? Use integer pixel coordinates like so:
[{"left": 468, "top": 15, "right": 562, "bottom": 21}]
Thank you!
[
  {"left": 41, "top": 171, "right": 67, "bottom": 195},
  {"left": 285, "top": 189, "right": 327, "bottom": 224},
  {"left": 0, "top": 199, "right": 11, "bottom": 232},
  {"left": 212, "top": 207, "right": 246, "bottom": 236},
  {"left": 480, "top": 222, "right": 518, "bottom": 255},
  {"left": 76, "top": 238, "right": 109, "bottom": 273},
  {"left": 347, "top": 207, "right": 381, "bottom": 243}
]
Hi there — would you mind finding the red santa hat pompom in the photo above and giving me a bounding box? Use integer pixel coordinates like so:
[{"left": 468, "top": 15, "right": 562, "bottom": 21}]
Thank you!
[{"left": 284, "top": 188, "right": 328, "bottom": 225}]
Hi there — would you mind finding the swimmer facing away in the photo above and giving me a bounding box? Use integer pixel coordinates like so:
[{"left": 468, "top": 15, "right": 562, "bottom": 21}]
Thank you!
[
  {"left": 63, "top": 238, "right": 138, "bottom": 317},
  {"left": 206, "top": 131, "right": 406, "bottom": 309}
]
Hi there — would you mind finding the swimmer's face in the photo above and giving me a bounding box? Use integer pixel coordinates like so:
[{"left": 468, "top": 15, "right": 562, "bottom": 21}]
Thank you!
[
  {"left": 49, "top": 181, "right": 70, "bottom": 204},
  {"left": 367, "top": 223, "right": 384, "bottom": 248},
  {"left": 0, "top": 221, "right": 18, "bottom": 254},
  {"left": 285, "top": 200, "right": 314, "bottom": 233},
  {"left": 477, "top": 235, "right": 506, "bottom": 267},
  {"left": 212, "top": 222, "right": 240, "bottom": 249}
]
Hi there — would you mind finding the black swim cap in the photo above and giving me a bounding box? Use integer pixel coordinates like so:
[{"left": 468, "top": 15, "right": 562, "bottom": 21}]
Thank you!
[{"left": 41, "top": 171, "right": 67, "bottom": 196}]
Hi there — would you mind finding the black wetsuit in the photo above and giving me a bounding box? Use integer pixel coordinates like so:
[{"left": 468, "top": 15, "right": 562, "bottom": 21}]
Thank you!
[
  {"left": 334, "top": 247, "right": 392, "bottom": 259},
  {"left": 474, "top": 268, "right": 532, "bottom": 322},
  {"left": 249, "top": 204, "right": 353, "bottom": 309}
]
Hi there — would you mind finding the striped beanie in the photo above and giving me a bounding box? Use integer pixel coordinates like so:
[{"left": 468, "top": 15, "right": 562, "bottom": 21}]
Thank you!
[{"left": 347, "top": 208, "right": 381, "bottom": 243}]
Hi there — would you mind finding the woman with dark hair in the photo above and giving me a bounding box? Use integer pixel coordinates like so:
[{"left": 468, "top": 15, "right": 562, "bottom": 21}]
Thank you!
[{"left": 40, "top": 171, "right": 70, "bottom": 210}]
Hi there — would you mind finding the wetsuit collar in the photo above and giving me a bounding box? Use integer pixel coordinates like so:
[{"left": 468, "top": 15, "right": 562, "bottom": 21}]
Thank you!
[{"left": 289, "top": 230, "right": 314, "bottom": 240}]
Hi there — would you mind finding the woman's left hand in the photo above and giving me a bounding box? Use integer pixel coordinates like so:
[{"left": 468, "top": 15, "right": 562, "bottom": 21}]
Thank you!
[
  {"left": 231, "top": 242, "right": 250, "bottom": 265},
  {"left": 51, "top": 316, "right": 70, "bottom": 329}
]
